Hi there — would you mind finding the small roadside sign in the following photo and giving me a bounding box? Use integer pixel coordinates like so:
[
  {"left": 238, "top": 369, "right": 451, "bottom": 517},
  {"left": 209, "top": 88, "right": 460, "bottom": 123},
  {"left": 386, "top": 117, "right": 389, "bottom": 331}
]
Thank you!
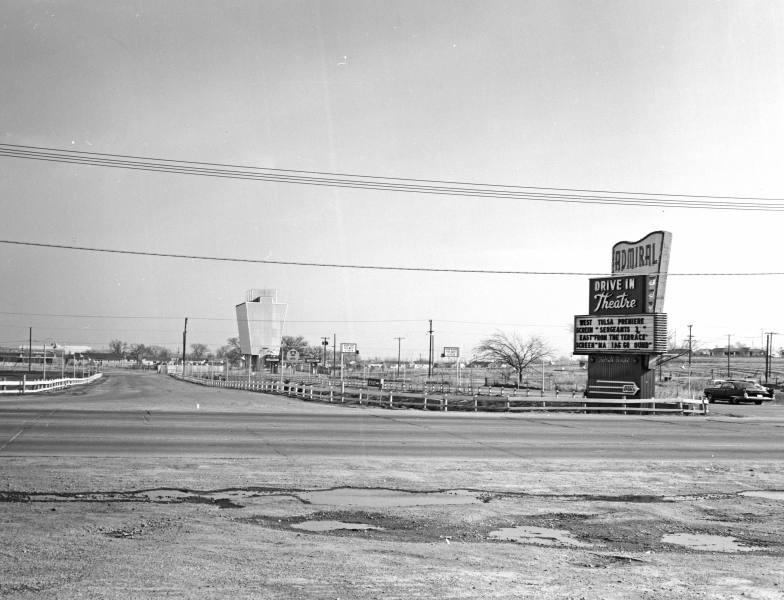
[
  {"left": 286, "top": 349, "right": 300, "bottom": 361},
  {"left": 589, "top": 379, "right": 640, "bottom": 396}
]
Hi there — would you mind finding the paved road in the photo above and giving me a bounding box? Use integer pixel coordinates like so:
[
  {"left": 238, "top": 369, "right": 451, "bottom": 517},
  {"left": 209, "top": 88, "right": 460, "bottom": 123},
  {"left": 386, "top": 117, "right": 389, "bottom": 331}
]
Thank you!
[{"left": 1, "top": 371, "right": 782, "bottom": 460}]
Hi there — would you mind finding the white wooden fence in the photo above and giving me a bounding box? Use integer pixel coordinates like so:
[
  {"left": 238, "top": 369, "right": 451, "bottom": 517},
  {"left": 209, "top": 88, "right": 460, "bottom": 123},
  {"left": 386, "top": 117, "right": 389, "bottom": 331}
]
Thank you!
[
  {"left": 0, "top": 373, "right": 103, "bottom": 395},
  {"left": 176, "top": 374, "right": 708, "bottom": 416}
]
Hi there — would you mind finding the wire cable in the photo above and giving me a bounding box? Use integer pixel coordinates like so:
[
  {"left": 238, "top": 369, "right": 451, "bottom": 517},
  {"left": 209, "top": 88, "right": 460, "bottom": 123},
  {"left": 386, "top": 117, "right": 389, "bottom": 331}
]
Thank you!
[
  {"left": 2, "top": 239, "right": 784, "bottom": 276},
  {"left": 2, "top": 143, "right": 784, "bottom": 211},
  {"left": 0, "top": 239, "right": 609, "bottom": 275}
]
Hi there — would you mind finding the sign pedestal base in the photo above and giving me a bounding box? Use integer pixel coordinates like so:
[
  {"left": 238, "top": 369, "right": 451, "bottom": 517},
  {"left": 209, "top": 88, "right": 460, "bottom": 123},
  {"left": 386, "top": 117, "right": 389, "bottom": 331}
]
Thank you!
[{"left": 585, "top": 354, "right": 655, "bottom": 399}]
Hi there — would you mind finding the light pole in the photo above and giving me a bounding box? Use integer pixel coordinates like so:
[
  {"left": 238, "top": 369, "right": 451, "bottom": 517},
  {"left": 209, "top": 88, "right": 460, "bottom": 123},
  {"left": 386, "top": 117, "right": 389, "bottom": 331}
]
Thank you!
[{"left": 394, "top": 337, "right": 405, "bottom": 379}]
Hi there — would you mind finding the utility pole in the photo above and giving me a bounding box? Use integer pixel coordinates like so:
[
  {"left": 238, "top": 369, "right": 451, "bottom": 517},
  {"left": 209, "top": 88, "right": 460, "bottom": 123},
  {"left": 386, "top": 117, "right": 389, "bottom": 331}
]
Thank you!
[
  {"left": 764, "top": 332, "right": 777, "bottom": 384},
  {"left": 427, "top": 320, "right": 433, "bottom": 379},
  {"left": 394, "top": 337, "right": 405, "bottom": 379},
  {"left": 332, "top": 333, "right": 336, "bottom": 374},
  {"left": 765, "top": 332, "right": 770, "bottom": 383},
  {"left": 321, "top": 337, "right": 329, "bottom": 366},
  {"left": 182, "top": 318, "right": 188, "bottom": 377},
  {"left": 727, "top": 334, "right": 731, "bottom": 378}
]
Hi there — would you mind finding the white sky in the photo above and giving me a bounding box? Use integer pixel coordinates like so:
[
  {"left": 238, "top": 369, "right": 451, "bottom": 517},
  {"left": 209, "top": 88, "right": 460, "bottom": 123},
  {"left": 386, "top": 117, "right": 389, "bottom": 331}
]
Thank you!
[{"left": 1, "top": 0, "right": 784, "bottom": 359}]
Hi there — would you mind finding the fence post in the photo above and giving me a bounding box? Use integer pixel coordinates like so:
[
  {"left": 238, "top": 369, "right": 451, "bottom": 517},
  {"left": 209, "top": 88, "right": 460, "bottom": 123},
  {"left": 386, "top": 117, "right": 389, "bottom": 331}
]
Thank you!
[
  {"left": 22, "top": 374, "right": 26, "bottom": 395},
  {"left": 389, "top": 391, "right": 393, "bottom": 408},
  {"left": 359, "top": 389, "right": 363, "bottom": 405},
  {"left": 444, "top": 394, "right": 448, "bottom": 412},
  {"left": 423, "top": 390, "right": 427, "bottom": 410},
  {"left": 341, "top": 381, "right": 345, "bottom": 403},
  {"left": 473, "top": 394, "right": 478, "bottom": 412},
  {"left": 329, "top": 385, "right": 333, "bottom": 403}
]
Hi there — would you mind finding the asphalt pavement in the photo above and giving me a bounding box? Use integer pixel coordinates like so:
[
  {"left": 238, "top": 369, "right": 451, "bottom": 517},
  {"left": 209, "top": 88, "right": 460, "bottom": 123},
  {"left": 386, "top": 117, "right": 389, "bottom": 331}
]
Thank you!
[{"left": 1, "top": 370, "right": 782, "bottom": 460}]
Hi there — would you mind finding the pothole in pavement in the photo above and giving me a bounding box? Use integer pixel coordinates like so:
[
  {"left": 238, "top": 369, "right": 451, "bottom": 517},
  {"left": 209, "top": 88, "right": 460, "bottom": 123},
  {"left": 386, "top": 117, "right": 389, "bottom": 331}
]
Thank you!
[
  {"left": 295, "top": 488, "right": 480, "bottom": 508},
  {"left": 4, "top": 487, "right": 782, "bottom": 554},
  {"left": 292, "top": 520, "right": 385, "bottom": 532},
  {"left": 661, "top": 533, "right": 759, "bottom": 552},
  {"left": 488, "top": 525, "right": 590, "bottom": 547},
  {"left": 740, "top": 490, "right": 784, "bottom": 501}
]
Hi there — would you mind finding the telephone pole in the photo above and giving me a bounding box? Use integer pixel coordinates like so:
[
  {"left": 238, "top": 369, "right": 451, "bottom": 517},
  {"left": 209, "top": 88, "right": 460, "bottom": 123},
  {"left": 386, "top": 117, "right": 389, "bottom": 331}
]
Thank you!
[
  {"left": 727, "top": 334, "right": 731, "bottom": 378},
  {"left": 394, "top": 337, "right": 405, "bottom": 379},
  {"left": 427, "top": 320, "right": 433, "bottom": 379},
  {"left": 181, "top": 317, "right": 188, "bottom": 377},
  {"left": 28, "top": 326, "right": 32, "bottom": 373},
  {"left": 321, "top": 337, "right": 329, "bottom": 366},
  {"left": 764, "top": 332, "right": 777, "bottom": 384}
]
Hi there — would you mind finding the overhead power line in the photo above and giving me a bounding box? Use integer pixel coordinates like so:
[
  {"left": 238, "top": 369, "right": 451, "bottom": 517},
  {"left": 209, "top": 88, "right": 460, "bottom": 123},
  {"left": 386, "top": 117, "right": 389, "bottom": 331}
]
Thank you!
[
  {"left": 0, "top": 310, "right": 424, "bottom": 323},
  {"left": 0, "top": 239, "right": 607, "bottom": 275},
  {"left": 2, "top": 143, "right": 784, "bottom": 211},
  {"left": 2, "top": 239, "right": 784, "bottom": 276},
  {"left": 0, "top": 309, "right": 567, "bottom": 328}
]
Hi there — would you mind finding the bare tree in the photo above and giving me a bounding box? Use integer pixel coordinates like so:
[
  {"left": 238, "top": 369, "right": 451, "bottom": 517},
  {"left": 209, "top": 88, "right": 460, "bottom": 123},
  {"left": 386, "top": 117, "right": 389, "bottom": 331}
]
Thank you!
[
  {"left": 127, "top": 343, "right": 148, "bottom": 363},
  {"left": 109, "top": 339, "right": 127, "bottom": 357},
  {"left": 474, "top": 332, "right": 553, "bottom": 386},
  {"left": 190, "top": 343, "right": 209, "bottom": 361},
  {"left": 216, "top": 337, "right": 243, "bottom": 365},
  {"left": 147, "top": 345, "right": 172, "bottom": 363},
  {"left": 281, "top": 335, "right": 309, "bottom": 356}
]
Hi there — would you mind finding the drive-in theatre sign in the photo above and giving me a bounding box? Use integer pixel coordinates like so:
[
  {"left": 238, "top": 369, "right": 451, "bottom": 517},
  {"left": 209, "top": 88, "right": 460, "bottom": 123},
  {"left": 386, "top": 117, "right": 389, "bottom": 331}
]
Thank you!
[{"left": 574, "top": 231, "right": 672, "bottom": 398}]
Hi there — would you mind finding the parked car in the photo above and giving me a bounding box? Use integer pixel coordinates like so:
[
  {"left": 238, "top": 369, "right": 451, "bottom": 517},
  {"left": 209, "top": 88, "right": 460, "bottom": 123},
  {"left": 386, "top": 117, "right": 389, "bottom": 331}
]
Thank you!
[{"left": 703, "top": 380, "right": 774, "bottom": 405}]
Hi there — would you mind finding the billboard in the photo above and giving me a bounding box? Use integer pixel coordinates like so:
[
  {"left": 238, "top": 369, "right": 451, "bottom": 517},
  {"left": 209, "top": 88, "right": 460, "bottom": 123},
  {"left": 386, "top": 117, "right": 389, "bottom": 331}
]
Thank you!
[
  {"left": 442, "top": 346, "right": 460, "bottom": 358},
  {"left": 340, "top": 343, "right": 357, "bottom": 353},
  {"left": 574, "top": 313, "right": 667, "bottom": 354}
]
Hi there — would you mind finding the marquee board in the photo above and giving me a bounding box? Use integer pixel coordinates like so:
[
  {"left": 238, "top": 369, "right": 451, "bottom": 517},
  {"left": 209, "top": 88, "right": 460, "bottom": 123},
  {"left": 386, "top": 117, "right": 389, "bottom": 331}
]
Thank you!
[{"left": 574, "top": 313, "right": 667, "bottom": 354}]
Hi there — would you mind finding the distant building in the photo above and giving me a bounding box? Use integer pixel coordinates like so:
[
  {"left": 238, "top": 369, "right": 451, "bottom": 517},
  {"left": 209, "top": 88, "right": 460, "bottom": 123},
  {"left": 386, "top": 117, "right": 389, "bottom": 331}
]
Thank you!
[
  {"left": 235, "top": 289, "right": 287, "bottom": 369},
  {"left": 708, "top": 347, "right": 767, "bottom": 358}
]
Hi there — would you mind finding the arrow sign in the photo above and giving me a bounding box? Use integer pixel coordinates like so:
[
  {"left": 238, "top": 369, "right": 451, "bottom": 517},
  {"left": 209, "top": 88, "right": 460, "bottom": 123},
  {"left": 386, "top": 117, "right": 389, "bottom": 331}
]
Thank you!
[{"left": 589, "top": 379, "right": 640, "bottom": 396}]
